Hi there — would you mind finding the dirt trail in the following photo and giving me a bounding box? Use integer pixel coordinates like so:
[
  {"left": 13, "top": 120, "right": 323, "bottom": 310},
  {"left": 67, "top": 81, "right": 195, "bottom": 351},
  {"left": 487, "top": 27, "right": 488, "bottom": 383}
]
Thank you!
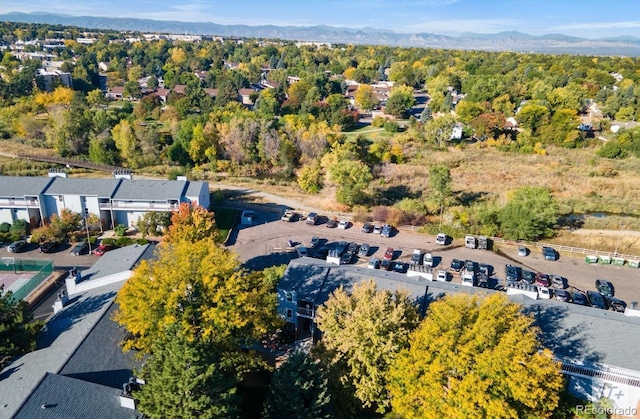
[{"left": 571, "top": 229, "right": 640, "bottom": 237}]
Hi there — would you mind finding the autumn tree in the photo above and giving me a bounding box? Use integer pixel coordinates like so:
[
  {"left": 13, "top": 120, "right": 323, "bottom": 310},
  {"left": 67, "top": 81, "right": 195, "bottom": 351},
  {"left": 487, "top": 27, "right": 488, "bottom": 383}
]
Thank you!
[
  {"left": 297, "top": 159, "right": 323, "bottom": 194},
  {"left": 135, "top": 329, "right": 238, "bottom": 419},
  {"left": 164, "top": 203, "right": 217, "bottom": 244},
  {"left": 315, "top": 280, "right": 420, "bottom": 413},
  {"left": 384, "top": 85, "right": 416, "bottom": 118},
  {"left": 114, "top": 239, "right": 280, "bottom": 355},
  {"left": 388, "top": 293, "right": 564, "bottom": 419},
  {"left": 263, "top": 352, "right": 333, "bottom": 419},
  {"left": 354, "top": 84, "right": 378, "bottom": 113}
]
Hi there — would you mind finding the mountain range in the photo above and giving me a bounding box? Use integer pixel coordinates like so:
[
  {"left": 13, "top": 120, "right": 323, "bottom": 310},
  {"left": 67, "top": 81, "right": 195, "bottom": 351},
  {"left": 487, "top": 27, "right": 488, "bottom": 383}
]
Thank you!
[{"left": 3, "top": 12, "right": 640, "bottom": 56}]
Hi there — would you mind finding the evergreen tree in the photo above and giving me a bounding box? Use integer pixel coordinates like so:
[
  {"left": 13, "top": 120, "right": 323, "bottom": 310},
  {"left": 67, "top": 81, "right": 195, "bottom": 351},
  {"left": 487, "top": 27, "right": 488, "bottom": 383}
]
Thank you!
[
  {"left": 0, "top": 288, "right": 42, "bottom": 368},
  {"left": 263, "top": 352, "right": 333, "bottom": 419},
  {"left": 135, "top": 331, "right": 238, "bottom": 419}
]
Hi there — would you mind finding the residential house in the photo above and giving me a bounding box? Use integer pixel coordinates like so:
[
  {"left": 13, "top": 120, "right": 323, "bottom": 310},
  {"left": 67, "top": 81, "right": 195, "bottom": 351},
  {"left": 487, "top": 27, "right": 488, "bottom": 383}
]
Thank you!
[
  {"left": 278, "top": 258, "right": 640, "bottom": 415},
  {"left": 0, "top": 244, "right": 155, "bottom": 419},
  {"left": 105, "top": 86, "right": 125, "bottom": 101},
  {"left": 451, "top": 125, "right": 463, "bottom": 140},
  {"left": 37, "top": 69, "right": 72, "bottom": 92},
  {"left": 172, "top": 84, "right": 186, "bottom": 95},
  {"left": 195, "top": 70, "right": 208, "bottom": 81},
  {"left": 204, "top": 88, "right": 218, "bottom": 99},
  {"left": 238, "top": 88, "right": 258, "bottom": 106},
  {"left": 504, "top": 116, "right": 519, "bottom": 131},
  {"left": 98, "top": 61, "right": 110, "bottom": 72},
  {"left": 152, "top": 88, "right": 171, "bottom": 103}
]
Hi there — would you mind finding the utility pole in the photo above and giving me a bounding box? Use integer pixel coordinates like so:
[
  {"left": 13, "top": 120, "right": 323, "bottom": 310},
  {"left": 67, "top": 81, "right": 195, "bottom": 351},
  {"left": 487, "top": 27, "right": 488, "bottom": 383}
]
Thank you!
[{"left": 84, "top": 208, "right": 92, "bottom": 254}]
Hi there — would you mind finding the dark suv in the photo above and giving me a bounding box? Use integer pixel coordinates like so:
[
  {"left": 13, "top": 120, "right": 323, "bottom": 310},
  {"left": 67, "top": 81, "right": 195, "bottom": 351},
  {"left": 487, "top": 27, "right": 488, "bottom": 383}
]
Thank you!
[
  {"left": 595, "top": 279, "right": 614, "bottom": 298},
  {"left": 587, "top": 291, "right": 608, "bottom": 310},
  {"left": 542, "top": 246, "right": 558, "bottom": 261},
  {"left": 505, "top": 265, "right": 521, "bottom": 282}
]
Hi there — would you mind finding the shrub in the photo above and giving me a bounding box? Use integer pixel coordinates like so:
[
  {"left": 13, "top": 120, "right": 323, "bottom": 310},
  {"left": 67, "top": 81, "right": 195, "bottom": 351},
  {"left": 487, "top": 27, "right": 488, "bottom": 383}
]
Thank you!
[
  {"left": 0, "top": 233, "right": 9, "bottom": 243},
  {"left": 115, "top": 237, "right": 133, "bottom": 247},
  {"left": 136, "top": 238, "right": 149, "bottom": 245},
  {"left": 372, "top": 116, "right": 386, "bottom": 128},
  {"left": 114, "top": 224, "right": 128, "bottom": 237},
  {"left": 9, "top": 219, "right": 29, "bottom": 236},
  {"left": 0, "top": 223, "right": 10, "bottom": 233},
  {"left": 101, "top": 238, "right": 115, "bottom": 245},
  {"left": 384, "top": 121, "right": 400, "bottom": 132}
]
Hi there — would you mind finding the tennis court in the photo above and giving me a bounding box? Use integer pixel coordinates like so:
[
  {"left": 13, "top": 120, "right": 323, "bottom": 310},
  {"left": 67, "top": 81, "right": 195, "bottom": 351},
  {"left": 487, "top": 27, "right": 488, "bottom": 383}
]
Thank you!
[
  {"left": 0, "top": 257, "right": 55, "bottom": 301},
  {"left": 0, "top": 271, "right": 38, "bottom": 293}
]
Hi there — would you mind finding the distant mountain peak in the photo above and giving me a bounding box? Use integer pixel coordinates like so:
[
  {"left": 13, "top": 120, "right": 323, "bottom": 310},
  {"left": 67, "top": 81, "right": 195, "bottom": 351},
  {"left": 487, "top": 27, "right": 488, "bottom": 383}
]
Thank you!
[{"left": 1, "top": 11, "right": 640, "bottom": 56}]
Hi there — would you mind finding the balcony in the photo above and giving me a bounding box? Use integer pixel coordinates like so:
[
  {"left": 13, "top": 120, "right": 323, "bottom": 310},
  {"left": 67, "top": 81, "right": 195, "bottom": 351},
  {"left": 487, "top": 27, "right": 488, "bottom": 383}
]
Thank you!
[
  {"left": 296, "top": 307, "right": 315, "bottom": 318},
  {"left": 0, "top": 198, "right": 39, "bottom": 208},
  {"left": 99, "top": 201, "right": 180, "bottom": 211}
]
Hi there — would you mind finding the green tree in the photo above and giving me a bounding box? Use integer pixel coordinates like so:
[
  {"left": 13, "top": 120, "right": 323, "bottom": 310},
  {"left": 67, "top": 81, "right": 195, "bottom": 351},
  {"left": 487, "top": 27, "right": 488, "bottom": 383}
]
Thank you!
[
  {"left": 384, "top": 85, "right": 416, "bottom": 118},
  {"left": 315, "top": 280, "right": 419, "bottom": 413},
  {"left": 517, "top": 104, "right": 549, "bottom": 136},
  {"left": 429, "top": 165, "right": 452, "bottom": 224},
  {"left": 498, "top": 186, "right": 558, "bottom": 240},
  {"left": 136, "top": 330, "right": 238, "bottom": 419},
  {"left": 0, "top": 288, "right": 43, "bottom": 368},
  {"left": 263, "top": 352, "right": 333, "bottom": 419},
  {"left": 327, "top": 160, "right": 373, "bottom": 206},
  {"left": 388, "top": 293, "right": 564, "bottom": 419}
]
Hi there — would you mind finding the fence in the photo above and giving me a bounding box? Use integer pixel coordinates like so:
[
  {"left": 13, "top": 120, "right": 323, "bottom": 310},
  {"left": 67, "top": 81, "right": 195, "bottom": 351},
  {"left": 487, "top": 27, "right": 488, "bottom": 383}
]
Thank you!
[{"left": 3, "top": 259, "right": 54, "bottom": 302}]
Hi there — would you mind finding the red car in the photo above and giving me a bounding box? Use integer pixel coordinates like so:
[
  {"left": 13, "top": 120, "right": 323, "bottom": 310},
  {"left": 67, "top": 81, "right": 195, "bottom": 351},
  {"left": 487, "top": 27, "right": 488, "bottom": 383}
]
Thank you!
[
  {"left": 93, "top": 244, "right": 114, "bottom": 256},
  {"left": 384, "top": 247, "right": 395, "bottom": 260}
]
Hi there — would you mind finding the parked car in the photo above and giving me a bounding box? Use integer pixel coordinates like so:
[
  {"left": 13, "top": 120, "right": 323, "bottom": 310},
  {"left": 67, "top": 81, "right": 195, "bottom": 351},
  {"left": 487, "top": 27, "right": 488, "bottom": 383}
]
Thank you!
[
  {"left": 518, "top": 246, "right": 528, "bottom": 257},
  {"left": 7, "top": 240, "right": 27, "bottom": 253},
  {"left": 93, "top": 244, "right": 114, "bottom": 256},
  {"left": 606, "top": 297, "right": 627, "bottom": 313},
  {"left": 450, "top": 259, "right": 463, "bottom": 272},
  {"left": 554, "top": 289, "right": 572, "bottom": 303},
  {"left": 410, "top": 249, "right": 422, "bottom": 265},
  {"left": 381, "top": 259, "right": 392, "bottom": 271},
  {"left": 393, "top": 261, "right": 406, "bottom": 273},
  {"left": 595, "top": 279, "right": 614, "bottom": 298},
  {"left": 368, "top": 258, "right": 381, "bottom": 269},
  {"left": 384, "top": 247, "right": 395, "bottom": 260},
  {"left": 361, "top": 223, "right": 373, "bottom": 233},
  {"left": 306, "top": 212, "right": 318, "bottom": 225},
  {"left": 572, "top": 292, "right": 590, "bottom": 306},
  {"left": 381, "top": 224, "right": 392, "bottom": 238},
  {"left": 538, "top": 286, "right": 552, "bottom": 300},
  {"left": 358, "top": 243, "right": 370, "bottom": 257},
  {"left": 551, "top": 275, "right": 567, "bottom": 289},
  {"left": 436, "top": 270, "right": 448, "bottom": 282},
  {"left": 70, "top": 242, "right": 89, "bottom": 256},
  {"left": 535, "top": 272, "right": 551, "bottom": 287},
  {"left": 522, "top": 270, "right": 536, "bottom": 284},
  {"left": 326, "top": 219, "right": 338, "bottom": 228},
  {"left": 505, "top": 265, "right": 521, "bottom": 282},
  {"left": 373, "top": 225, "right": 383, "bottom": 235},
  {"left": 39, "top": 241, "right": 60, "bottom": 254},
  {"left": 587, "top": 291, "right": 608, "bottom": 310},
  {"left": 316, "top": 246, "right": 329, "bottom": 259},
  {"left": 542, "top": 246, "right": 558, "bottom": 261},
  {"left": 340, "top": 253, "right": 353, "bottom": 265},
  {"left": 335, "top": 241, "right": 348, "bottom": 255},
  {"left": 310, "top": 236, "right": 320, "bottom": 248},
  {"left": 338, "top": 220, "right": 350, "bottom": 230},
  {"left": 478, "top": 263, "right": 491, "bottom": 276},
  {"left": 347, "top": 242, "right": 359, "bottom": 255},
  {"left": 297, "top": 246, "right": 309, "bottom": 257},
  {"left": 435, "top": 233, "right": 447, "bottom": 245},
  {"left": 423, "top": 253, "right": 434, "bottom": 267},
  {"left": 281, "top": 210, "right": 295, "bottom": 222}
]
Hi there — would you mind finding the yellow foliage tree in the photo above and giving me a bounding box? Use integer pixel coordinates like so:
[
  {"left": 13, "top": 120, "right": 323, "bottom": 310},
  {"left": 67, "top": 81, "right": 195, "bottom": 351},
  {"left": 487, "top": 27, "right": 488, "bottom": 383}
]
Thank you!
[
  {"left": 114, "top": 239, "right": 280, "bottom": 354},
  {"left": 165, "top": 203, "right": 217, "bottom": 245},
  {"left": 388, "top": 293, "right": 564, "bottom": 419}
]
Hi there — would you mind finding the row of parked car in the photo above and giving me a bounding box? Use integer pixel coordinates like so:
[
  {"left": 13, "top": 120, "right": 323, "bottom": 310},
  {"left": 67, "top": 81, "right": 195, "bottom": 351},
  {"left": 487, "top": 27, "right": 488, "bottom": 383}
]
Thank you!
[{"left": 5, "top": 239, "right": 114, "bottom": 256}]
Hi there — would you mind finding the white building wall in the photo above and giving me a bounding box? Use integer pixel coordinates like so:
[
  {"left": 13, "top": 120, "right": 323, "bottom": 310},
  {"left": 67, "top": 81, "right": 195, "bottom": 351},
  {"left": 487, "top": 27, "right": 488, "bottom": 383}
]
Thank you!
[
  {"left": 0, "top": 210, "right": 13, "bottom": 224},
  {"left": 62, "top": 195, "right": 83, "bottom": 214}
]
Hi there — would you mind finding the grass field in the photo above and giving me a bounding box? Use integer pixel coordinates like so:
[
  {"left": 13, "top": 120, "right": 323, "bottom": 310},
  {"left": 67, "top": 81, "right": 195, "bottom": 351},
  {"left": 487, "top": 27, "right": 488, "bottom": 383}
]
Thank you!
[{"left": 212, "top": 207, "right": 238, "bottom": 244}]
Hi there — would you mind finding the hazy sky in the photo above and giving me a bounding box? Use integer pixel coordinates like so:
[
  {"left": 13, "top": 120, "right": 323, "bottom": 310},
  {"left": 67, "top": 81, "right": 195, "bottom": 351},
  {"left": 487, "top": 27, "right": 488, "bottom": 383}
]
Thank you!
[{"left": 2, "top": 0, "right": 640, "bottom": 39}]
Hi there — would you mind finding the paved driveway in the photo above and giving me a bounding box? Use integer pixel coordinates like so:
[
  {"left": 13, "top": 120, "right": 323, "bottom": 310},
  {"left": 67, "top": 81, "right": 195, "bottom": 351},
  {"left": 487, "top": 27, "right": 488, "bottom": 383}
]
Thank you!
[{"left": 230, "top": 212, "right": 640, "bottom": 305}]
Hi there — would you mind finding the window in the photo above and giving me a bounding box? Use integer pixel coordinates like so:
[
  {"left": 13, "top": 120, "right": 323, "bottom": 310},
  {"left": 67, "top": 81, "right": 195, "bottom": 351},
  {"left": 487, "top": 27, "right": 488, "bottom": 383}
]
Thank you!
[
  {"left": 285, "top": 292, "right": 293, "bottom": 302},
  {"left": 286, "top": 309, "right": 292, "bottom": 319}
]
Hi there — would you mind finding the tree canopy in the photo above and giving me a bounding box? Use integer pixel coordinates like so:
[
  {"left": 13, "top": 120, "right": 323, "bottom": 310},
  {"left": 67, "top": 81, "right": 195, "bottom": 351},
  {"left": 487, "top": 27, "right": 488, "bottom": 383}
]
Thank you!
[
  {"left": 0, "top": 288, "right": 42, "bottom": 368},
  {"left": 498, "top": 186, "right": 559, "bottom": 240},
  {"left": 315, "top": 280, "right": 420, "bottom": 413},
  {"left": 388, "top": 293, "right": 564, "bottom": 419}
]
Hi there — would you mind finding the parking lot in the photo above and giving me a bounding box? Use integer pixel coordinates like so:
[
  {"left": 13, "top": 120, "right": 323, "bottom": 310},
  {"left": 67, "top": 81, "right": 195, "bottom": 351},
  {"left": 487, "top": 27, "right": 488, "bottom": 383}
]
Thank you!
[{"left": 231, "top": 212, "right": 640, "bottom": 306}]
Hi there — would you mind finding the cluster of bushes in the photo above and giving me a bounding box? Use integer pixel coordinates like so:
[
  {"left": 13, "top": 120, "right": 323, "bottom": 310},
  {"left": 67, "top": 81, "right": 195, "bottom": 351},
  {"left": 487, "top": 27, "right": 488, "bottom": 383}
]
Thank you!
[{"left": 100, "top": 237, "right": 149, "bottom": 247}]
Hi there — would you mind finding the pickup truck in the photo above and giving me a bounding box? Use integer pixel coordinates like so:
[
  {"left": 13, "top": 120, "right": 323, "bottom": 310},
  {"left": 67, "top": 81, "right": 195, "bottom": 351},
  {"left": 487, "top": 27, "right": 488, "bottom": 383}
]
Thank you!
[
  {"left": 423, "top": 253, "right": 434, "bottom": 267},
  {"left": 281, "top": 210, "right": 295, "bottom": 222},
  {"left": 465, "top": 235, "right": 476, "bottom": 249}
]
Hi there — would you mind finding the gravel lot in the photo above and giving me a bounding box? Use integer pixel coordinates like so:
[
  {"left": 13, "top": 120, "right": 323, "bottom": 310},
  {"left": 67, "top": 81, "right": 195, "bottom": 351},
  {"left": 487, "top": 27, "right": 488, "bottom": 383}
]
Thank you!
[{"left": 230, "top": 212, "right": 640, "bottom": 305}]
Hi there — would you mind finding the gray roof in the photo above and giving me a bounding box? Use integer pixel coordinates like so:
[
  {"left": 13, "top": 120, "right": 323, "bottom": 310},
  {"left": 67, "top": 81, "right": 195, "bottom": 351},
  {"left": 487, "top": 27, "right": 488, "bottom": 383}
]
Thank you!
[
  {"left": 43, "top": 177, "right": 121, "bottom": 198},
  {"left": 78, "top": 243, "right": 153, "bottom": 283},
  {"left": 0, "top": 281, "right": 123, "bottom": 419},
  {"left": 59, "top": 303, "right": 142, "bottom": 389},
  {"left": 184, "top": 180, "right": 206, "bottom": 197},
  {"left": 0, "top": 176, "right": 53, "bottom": 198},
  {"left": 111, "top": 179, "right": 188, "bottom": 201},
  {"left": 280, "top": 258, "right": 640, "bottom": 374},
  {"left": 14, "top": 373, "right": 142, "bottom": 419}
]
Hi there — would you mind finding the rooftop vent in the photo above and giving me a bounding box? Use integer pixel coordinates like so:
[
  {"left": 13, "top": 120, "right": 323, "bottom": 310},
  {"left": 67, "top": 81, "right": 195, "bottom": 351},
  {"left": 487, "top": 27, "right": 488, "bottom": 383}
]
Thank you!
[
  {"left": 48, "top": 168, "right": 67, "bottom": 178},
  {"left": 113, "top": 169, "right": 133, "bottom": 180}
]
